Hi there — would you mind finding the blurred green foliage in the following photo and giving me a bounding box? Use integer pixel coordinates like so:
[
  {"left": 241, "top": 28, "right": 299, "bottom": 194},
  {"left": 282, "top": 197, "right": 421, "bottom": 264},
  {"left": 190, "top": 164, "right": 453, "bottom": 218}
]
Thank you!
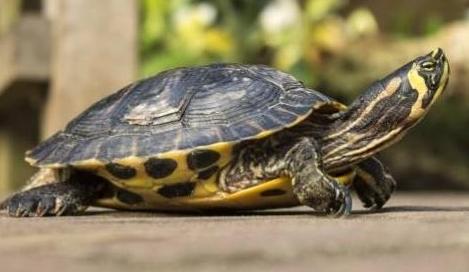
[{"left": 139, "top": 0, "right": 378, "bottom": 86}]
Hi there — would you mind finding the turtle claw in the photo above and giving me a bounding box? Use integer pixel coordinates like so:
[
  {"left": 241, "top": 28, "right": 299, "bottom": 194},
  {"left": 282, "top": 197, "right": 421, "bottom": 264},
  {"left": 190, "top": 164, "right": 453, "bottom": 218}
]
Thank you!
[
  {"left": 54, "top": 203, "right": 68, "bottom": 216},
  {"left": 14, "top": 204, "right": 27, "bottom": 217},
  {"left": 342, "top": 188, "right": 353, "bottom": 216},
  {"left": 35, "top": 202, "right": 49, "bottom": 217},
  {"left": 354, "top": 157, "right": 396, "bottom": 211},
  {"left": 5, "top": 192, "right": 49, "bottom": 217},
  {"left": 355, "top": 177, "right": 395, "bottom": 211},
  {"left": 53, "top": 198, "right": 84, "bottom": 216},
  {"left": 5, "top": 194, "right": 80, "bottom": 217},
  {"left": 327, "top": 186, "right": 352, "bottom": 218},
  {"left": 3, "top": 186, "right": 86, "bottom": 217}
]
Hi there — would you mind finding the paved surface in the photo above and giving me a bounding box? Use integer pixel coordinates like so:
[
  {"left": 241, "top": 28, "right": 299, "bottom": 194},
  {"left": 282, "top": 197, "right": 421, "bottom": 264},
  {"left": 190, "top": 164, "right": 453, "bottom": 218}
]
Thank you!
[{"left": 1, "top": 193, "right": 469, "bottom": 272}]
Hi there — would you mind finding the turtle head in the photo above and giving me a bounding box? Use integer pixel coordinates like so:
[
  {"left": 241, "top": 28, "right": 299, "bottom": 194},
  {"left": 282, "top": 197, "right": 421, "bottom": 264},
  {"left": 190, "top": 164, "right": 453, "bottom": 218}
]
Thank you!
[
  {"left": 392, "top": 47, "right": 449, "bottom": 122},
  {"left": 321, "top": 48, "right": 449, "bottom": 171}
]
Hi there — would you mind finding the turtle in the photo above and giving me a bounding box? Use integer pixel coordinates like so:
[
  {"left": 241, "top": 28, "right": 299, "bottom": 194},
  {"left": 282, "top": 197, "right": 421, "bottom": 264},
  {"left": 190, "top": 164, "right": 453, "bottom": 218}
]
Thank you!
[{"left": 1, "top": 48, "right": 449, "bottom": 217}]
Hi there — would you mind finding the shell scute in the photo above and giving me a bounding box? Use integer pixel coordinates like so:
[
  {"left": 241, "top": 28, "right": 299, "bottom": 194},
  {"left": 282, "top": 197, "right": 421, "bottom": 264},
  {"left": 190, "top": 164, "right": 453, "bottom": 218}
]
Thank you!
[{"left": 27, "top": 64, "right": 329, "bottom": 167}]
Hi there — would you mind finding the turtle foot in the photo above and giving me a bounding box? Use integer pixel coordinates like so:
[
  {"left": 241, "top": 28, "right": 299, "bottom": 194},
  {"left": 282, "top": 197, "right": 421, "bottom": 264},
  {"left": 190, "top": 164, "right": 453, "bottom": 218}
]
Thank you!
[
  {"left": 2, "top": 173, "right": 107, "bottom": 218},
  {"left": 4, "top": 184, "right": 87, "bottom": 217}
]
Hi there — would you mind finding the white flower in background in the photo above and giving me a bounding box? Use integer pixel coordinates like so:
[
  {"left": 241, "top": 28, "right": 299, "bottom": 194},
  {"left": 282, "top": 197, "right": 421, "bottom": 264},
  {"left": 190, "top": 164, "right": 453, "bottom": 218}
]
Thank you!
[
  {"left": 346, "top": 8, "right": 378, "bottom": 38},
  {"left": 168, "top": 2, "right": 233, "bottom": 56},
  {"left": 259, "top": 0, "right": 304, "bottom": 69},
  {"left": 173, "top": 2, "right": 217, "bottom": 30},
  {"left": 259, "top": 0, "right": 301, "bottom": 34}
]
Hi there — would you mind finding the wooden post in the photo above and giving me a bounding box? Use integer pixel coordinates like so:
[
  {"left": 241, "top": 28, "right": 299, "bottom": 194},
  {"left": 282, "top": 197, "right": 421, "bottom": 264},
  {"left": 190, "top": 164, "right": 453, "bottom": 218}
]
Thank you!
[
  {"left": 0, "top": 0, "right": 20, "bottom": 195},
  {"left": 0, "top": 0, "right": 20, "bottom": 92},
  {"left": 42, "top": 0, "right": 138, "bottom": 137}
]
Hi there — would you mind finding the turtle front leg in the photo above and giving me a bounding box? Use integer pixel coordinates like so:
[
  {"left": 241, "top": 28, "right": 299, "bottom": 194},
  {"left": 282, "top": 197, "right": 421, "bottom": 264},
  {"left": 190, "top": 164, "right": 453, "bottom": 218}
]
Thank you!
[
  {"left": 353, "top": 157, "right": 396, "bottom": 210},
  {"left": 1, "top": 171, "right": 106, "bottom": 217},
  {"left": 286, "top": 138, "right": 352, "bottom": 216}
]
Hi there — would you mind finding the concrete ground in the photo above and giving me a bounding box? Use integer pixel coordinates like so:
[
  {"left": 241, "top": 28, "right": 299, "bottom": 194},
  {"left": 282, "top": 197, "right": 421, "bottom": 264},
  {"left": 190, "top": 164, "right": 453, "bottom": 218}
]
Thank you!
[{"left": 1, "top": 192, "right": 469, "bottom": 272}]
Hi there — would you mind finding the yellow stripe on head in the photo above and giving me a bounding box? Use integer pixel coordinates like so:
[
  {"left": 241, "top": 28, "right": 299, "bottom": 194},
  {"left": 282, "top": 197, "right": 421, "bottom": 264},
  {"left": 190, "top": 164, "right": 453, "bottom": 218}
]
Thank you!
[{"left": 407, "top": 64, "right": 429, "bottom": 120}]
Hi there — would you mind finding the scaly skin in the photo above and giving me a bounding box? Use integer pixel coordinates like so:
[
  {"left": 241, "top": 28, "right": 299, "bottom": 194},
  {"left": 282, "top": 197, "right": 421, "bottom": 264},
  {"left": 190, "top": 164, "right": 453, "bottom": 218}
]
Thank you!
[{"left": 2, "top": 172, "right": 106, "bottom": 217}]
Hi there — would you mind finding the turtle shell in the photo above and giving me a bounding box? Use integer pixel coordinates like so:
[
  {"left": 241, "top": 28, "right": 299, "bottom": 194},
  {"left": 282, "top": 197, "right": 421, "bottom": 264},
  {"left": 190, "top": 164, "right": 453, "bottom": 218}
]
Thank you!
[{"left": 27, "top": 64, "right": 334, "bottom": 167}]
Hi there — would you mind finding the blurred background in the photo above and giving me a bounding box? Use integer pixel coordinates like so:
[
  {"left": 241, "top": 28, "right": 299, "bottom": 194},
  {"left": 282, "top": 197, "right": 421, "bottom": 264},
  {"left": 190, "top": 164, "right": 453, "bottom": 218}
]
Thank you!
[{"left": 0, "top": 0, "right": 468, "bottom": 196}]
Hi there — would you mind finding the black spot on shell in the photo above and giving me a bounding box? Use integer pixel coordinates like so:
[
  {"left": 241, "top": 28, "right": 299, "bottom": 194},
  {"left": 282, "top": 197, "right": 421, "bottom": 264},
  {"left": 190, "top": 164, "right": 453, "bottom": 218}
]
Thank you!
[
  {"left": 116, "top": 189, "right": 144, "bottom": 205},
  {"left": 144, "top": 158, "right": 178, "bottom": 179},
  {"left": 187, "top": 149, "right": 220, "bottom": 170},
  {"left": 197, "top": 165, "right": 219, "bottom": 180},
  {"left": 157, "top": 182, "right": 196, "bottom": 198},
  {"left": 105, "top": 163, "right": 137, "bottom": 180},
  {"left": 260, "top": 189, "right": 287, "bottom": 197}
]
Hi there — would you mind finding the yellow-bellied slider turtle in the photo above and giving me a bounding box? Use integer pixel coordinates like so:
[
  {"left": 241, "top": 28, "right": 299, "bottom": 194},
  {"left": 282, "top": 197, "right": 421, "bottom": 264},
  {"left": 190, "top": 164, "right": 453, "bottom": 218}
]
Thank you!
[{"left": 1, "top": 49, "right": 449, "bottom": 217}]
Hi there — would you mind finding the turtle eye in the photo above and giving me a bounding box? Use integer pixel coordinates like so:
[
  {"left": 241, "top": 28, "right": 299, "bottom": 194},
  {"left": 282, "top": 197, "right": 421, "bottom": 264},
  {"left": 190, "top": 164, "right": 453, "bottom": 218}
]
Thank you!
[{"left": 421, "top": 61, "right": 436, "bottom": 71}]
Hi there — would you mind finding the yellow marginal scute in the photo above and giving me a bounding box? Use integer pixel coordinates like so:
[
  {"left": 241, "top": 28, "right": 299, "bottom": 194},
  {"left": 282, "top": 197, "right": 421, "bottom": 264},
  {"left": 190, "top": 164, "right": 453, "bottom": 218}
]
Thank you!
[
  {"left": 94, "top": 142, "right": 234, "bottom": 194},
  {"left": 254, "top": 130, "right": 274, "bottom": 140}
]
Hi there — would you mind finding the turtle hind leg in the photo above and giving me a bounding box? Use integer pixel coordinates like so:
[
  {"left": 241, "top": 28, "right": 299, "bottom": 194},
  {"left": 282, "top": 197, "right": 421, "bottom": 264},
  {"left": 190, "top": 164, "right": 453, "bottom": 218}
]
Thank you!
[
  {"left": 353, "top": 157, "right": 396, "bottom": 210},
  {"left": 2, "top": 171, "right": 107, "bottom": 217}
]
